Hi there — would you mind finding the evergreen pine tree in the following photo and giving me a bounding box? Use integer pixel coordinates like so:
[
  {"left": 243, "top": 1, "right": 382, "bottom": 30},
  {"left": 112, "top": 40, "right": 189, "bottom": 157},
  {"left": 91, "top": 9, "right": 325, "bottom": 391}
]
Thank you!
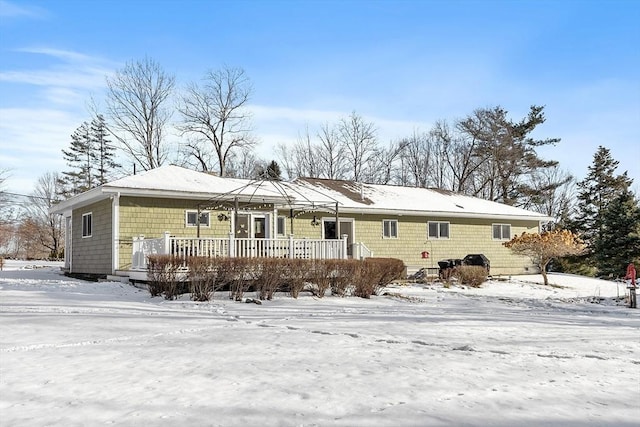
[
  {"left": 265, "top": 160, "right": 282, "bottom": 181},
  {"left": 254, "top": 160, "right": 282, "bottom": 181},
  {"left": 90, "top": 114, "right": 120, "bottom": 185},
  {"left": 594, "top": 190, "right": 640, "bottom": 277},
  {"left": 568, "top": 146, "right": 633, "bottom": 275},
  {"left": 60, "top": 121, "right": 94, "bottom": 197},
  {"left": 571, "top": 146, "right": 632, "bottom": 246}
]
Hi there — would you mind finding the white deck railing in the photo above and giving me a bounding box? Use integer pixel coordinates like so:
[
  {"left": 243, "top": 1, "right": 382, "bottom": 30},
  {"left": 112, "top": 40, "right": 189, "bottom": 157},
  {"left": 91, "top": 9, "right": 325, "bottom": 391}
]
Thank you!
[
  {"left": 351, "top": 242, "right": 374, "bottom": 260},
  {"left": 131, "top": 232, "right": 349, "bottom": 270}
]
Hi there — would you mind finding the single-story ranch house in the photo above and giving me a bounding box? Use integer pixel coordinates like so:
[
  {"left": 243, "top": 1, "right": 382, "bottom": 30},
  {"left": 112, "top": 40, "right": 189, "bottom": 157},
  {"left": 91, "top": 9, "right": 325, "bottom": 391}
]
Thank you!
[{"left": 51, "top": 165, "right": 553, "bottom": 281}]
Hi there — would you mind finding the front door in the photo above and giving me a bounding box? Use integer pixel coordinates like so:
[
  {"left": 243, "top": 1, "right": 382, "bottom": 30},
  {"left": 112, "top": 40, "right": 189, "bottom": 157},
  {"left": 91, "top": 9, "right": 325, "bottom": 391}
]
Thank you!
[{"left": 322, "top": 218, "right": 354, "bottom": 256}]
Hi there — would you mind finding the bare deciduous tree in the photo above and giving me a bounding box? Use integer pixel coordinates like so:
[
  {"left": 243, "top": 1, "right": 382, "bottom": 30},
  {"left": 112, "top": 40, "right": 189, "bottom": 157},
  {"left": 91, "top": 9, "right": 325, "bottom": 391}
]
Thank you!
[
  {"left": 316, "top": 122, "right": 346, "bottom": 180},
  {"left": 519, "top": 166, "right": 574, "bottom": 221},
  {"left": 226, "top": 147, "right": 261, "bottom": 179},
  {"left": 398, "top": 130, "right": 432, "bottom": 188},
  {"left": 25, "top": 172, "right": 65, "bottom": 258},
  {"left": 177, "top": 67, "right": 255, "bottom": 176},
  {"left": 105, "top": 57, "right": 175, "bottom": 171},
  {"left": 338, "top": 111, "right": 378, "bottom": 182}
]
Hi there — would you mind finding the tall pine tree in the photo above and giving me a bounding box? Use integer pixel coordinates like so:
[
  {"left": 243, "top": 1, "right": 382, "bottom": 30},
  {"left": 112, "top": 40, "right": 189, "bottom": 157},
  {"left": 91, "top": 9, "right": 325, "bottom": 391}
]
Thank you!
[
  {"left": 60, "top": 121, "right": 94, "bottom": 197},
  {"left": 91, "top": 114, "right": 120, "bottom": 185},
  {"left": 459, "top": 105, "right": 561, "bottom": 206},
  {"left": 570, "top": 146, "right": 633, "bottom": 273},
  {"left": 60, "top": 115, "right": 121, "bottom": 197},
  {"left": 593, "top": 190, "right": 640, "bottom": 277}
]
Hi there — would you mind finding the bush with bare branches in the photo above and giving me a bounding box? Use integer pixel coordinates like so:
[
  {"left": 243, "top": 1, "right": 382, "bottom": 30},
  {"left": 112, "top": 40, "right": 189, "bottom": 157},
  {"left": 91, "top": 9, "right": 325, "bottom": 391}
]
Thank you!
[
  {"left": 147, "top": 255, "right": 183, "bottom": 299},
  {"left": 255, "top": 258, "right": 286, "bottom": 300},
  {"left": 281, "top": 259, "right": 310, "bottom": 298},
  {"left": 353, "top": 258, "right": 406, "bottom": 298},
  {"left": 453, "top": 265, "right": 487, "bottom": 288},
  {"left": 187, "top": 257, "right": 218, "bottom": 301},
  {"left": 330, "top": 260, "right": 358, "bottom": 297},
  {"left": 308, "top": 260, "right": 333, "bottom": 298},
  {"left": 227, "top": 258, "right": 256, "bottom": 301}
]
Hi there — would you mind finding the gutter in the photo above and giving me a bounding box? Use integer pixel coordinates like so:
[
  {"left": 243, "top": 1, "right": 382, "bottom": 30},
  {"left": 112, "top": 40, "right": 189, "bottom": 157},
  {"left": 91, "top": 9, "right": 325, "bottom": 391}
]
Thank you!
[{"left": 337, "top": 207, "right": 554, "bottom": 222}]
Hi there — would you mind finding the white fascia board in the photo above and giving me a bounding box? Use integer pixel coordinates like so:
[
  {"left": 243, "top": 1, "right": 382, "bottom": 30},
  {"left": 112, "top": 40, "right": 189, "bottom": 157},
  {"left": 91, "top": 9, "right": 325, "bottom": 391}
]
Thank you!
[{"left": 49, "top": 187, "right": 107, "bottom": 215}]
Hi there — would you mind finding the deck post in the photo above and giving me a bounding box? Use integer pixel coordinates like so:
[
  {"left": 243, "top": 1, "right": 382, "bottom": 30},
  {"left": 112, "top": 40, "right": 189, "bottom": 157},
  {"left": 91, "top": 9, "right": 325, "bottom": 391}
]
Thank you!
[
  {"left": 341, "top": 234, "right": 348, "bottom": 259},
  {"left": 289, "top": 234, "right": 295, "bottom": 258},
  {"left": 229, "top": 232, "right": 235, "bottom": 257},
  {"left": 163, "top": 231, "right": 171, "bottom": 255}
]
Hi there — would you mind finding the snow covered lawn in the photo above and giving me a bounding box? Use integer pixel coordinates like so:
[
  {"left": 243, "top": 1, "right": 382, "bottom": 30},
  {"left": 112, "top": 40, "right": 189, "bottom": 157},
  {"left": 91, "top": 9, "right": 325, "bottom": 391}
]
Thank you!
[{"left": 1, "top": 261, "right": 638, "bottom": 426}]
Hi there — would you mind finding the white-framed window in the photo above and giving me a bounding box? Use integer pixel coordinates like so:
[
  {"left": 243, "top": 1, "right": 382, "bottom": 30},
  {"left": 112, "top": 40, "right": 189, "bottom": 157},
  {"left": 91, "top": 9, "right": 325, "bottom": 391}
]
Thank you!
[
  {"left": 492, "top": 223, "right": 511, "bottom": 240},
  {"left": 82, "top": 212, "right": 92, "bottom": 238},
  {"left": 186, "top": 210, "right": 210, "bottom": 227},
  {"left": 383, "top": 219, "right": 398, "bottom": 238},
  {"left": 428, "top": 221, "right": 449, "bottom": 239},
  {"left": 277, "top": 216, "right": 286, "bottom": 236}
]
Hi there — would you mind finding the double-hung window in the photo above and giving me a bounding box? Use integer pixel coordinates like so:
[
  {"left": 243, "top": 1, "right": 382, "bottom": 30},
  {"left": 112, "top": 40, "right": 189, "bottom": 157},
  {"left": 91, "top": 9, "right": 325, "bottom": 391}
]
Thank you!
[
  {"left": 186, "top": 210, "right": 210, "bottom": 227},
  {"left": 82, "top": 212, "right": 92, "bottom": 238},
  {"left": 428, "top": 221, "right": 449, "bottom": 239},
  {"left": 492, "top": 224, "right": 511, "bottom": 240},
  {"left": 383, "top": 219, "right": 398, "bottom": 238}
]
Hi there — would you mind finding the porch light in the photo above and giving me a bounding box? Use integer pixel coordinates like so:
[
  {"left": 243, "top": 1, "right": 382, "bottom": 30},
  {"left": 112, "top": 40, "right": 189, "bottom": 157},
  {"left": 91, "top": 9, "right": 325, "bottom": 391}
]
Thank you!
[
  {"left": 311, "top": 215, "right": 320, "bottom": 227},
  {"left": 217, "top": 213, "right": 229, "bottom": 221}
]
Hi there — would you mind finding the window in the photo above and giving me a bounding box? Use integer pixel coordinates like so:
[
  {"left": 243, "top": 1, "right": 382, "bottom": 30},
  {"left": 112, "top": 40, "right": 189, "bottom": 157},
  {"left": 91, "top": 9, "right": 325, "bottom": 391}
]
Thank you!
[
  {"left": 186, "top": 210, "right": 210, "bottom": 227},
  {"left": 383, "top": 219, "right": 398, "bottom": 238},
  {"left": 82, "top": 212, "right": 92, "bottom": 238},
  {"left": 493, "top": 224, "right": 511, "bottom": 240},
  {"left": 277, "top": 216, "right": 286, "bottom": 236},
  {"left": 428, "top": 221, "right": 449, "bottom": 239}
]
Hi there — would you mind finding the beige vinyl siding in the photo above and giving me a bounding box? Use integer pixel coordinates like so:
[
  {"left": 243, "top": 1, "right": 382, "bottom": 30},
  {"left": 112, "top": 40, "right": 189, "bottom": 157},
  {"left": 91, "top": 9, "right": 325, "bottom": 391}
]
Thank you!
[
  {"left": 114, "top": 197, "right": 540, "bottom": 276},
  {"left": 71, "top": 198, "right": 112, "bottom": 275},
  {"left": 338, "top": 213, "right": 539, "bottom": 276},
  {"left": 117, "top": 197, "right": 242, "bottom": 270}
]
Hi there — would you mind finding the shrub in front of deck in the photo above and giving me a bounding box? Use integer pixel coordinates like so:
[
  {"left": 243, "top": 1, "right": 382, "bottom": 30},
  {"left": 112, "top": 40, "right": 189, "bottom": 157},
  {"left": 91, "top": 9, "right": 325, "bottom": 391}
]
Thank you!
[
  {"left": 371, "top": 258, "right": 406, "bottom": 287},
  {"left": 453, "top": 265, "right": 487, "bottom": 288},
  {"left": 227, "top": 257, "right": 257, "bottom": 301},
  {"left": 307, "top": 259, "right": 333, "bottom": 298},
  {"left": 256, "top": 258, "right": 286, "bottom": 300},
  {"left": 352, "top": 258, "right": 406, "bottom": 298},
  {"left": 351, "top": 260, "right": 377, "bottom": 298},
  {"left": 147, "top": 255, "right": 182, "bottom": 300},
  {"left": 187, "top": 257, "right": 218, "bottom": 301},
  {"left": 330, "top": 259, "right": 359, "bottom": 297},
  {"left": 283, "top": 258, "right": 312, "bottom": 298}
]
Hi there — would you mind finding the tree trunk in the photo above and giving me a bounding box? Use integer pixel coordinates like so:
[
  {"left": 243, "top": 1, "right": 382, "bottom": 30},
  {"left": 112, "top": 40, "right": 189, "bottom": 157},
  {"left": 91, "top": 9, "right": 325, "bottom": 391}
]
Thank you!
[{"left": 540, "top": 261, "right": 549, "bottom": 286}]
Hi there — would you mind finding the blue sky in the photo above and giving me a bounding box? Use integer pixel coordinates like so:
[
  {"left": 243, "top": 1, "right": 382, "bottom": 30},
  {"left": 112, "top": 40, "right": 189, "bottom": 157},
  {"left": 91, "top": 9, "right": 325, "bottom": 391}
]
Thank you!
[{"left": 1, "top": 0, "right": 639, "bottom": 196}]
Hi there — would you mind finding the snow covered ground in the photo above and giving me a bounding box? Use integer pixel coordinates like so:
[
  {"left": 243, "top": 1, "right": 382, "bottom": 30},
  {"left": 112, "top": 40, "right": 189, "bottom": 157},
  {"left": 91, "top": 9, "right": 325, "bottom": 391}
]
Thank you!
[{"left": 1, "top": 260, "right": 638, "bottom": 426}]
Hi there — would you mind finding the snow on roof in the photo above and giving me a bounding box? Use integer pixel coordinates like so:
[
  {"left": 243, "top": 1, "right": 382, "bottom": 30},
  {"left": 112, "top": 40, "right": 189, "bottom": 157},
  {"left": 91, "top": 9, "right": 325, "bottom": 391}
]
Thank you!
[
  {"left": 292, "top": 177, "right": 553, "bottom": 221},
  {"left": 105, "top": 165, "right": 283, "bottom": 199},
  {"left": 52, "top": 165, "right": 553, "bottom": 221}
]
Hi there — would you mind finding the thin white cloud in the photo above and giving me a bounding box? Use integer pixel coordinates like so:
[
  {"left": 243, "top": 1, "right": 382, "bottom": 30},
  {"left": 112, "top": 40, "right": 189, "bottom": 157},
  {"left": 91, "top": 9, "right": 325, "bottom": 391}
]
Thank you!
[
  {"left": 0, "top": 0, "right": 47, "bottom": 18},
  {"left": 0, "top": 47, "right": 115, "bottom": 89}
]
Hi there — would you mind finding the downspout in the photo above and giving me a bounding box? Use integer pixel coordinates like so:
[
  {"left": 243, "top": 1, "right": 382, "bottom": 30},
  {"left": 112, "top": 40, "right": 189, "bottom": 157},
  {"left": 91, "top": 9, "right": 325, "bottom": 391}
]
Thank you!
[{"left": 112, "top": 192, "right": 120, "bottom": 275}]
